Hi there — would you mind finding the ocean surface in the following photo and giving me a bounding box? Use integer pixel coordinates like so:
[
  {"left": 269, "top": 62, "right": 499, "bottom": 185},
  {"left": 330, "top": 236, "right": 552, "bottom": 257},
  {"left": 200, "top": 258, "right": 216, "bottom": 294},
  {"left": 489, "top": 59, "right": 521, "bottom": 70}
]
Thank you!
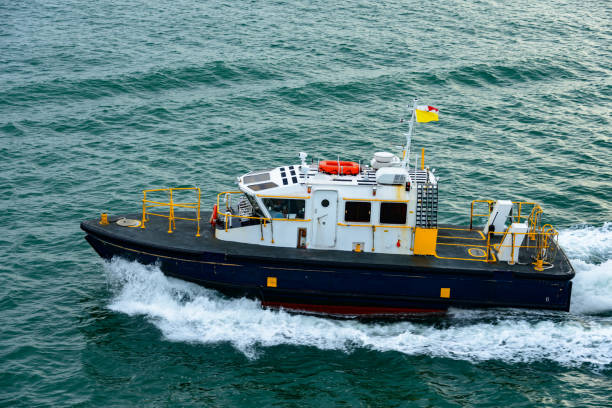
[{"left": 1, "top": 0, "right": 611, "bottom": 406}]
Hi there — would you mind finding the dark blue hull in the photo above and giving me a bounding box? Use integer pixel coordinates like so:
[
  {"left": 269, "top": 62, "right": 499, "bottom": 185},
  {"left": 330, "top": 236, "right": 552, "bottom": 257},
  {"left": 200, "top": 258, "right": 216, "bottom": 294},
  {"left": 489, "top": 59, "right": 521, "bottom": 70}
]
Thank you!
[{"left": 83, "top": 219, "right": 573, "bottom": 316}]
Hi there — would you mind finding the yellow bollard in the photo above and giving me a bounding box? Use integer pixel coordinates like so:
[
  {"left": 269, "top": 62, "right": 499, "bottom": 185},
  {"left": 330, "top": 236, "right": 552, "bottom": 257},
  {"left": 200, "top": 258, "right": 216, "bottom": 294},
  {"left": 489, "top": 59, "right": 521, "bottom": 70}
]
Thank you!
[
  {"left": 100, "top": 213, "right": 109, "bottom": 225},
  {"left": 534, "top": 258, "right": 544, "bottom": 272}
]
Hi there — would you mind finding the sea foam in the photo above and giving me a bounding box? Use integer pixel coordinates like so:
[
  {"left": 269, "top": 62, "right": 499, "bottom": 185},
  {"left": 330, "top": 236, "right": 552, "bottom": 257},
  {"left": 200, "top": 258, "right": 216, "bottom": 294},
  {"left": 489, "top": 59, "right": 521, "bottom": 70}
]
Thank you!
[
  {"left": 105, "top": 224, "right": 612, "bottom": 365},
  {"left": 558, "top": 222, "right": 612, "bottom": 314}
]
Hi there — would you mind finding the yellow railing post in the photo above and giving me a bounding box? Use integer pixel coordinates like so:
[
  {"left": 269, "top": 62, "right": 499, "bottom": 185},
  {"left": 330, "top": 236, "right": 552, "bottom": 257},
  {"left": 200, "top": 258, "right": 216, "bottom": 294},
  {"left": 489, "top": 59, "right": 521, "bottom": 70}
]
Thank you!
[
  {"left": 470, "top": 201, "right": 474, "bottom": 229},
  {"left": 172, "top": 190, "right": 176, "bottom": 231},
  {"left": 141, "top": 191, "right": 147, "bottom": 229},
  {"left": 196, "top": 188, "right": 201, "bottom": 237},
  {"left": 167, "top": 189, "right": 174, "bottom": 233}
]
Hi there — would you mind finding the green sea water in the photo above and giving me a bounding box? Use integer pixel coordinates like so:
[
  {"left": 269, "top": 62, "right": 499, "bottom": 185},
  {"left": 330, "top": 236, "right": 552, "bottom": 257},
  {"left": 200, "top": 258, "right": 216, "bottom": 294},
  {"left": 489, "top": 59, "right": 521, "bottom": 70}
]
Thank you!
[{"left": 1, "top": 0, "right": 611, "bottom": 406}]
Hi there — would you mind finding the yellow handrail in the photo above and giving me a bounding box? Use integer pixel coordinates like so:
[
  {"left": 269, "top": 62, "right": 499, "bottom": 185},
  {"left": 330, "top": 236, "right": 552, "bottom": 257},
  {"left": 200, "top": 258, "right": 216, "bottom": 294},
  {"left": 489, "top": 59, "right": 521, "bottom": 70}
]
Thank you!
[
  {"left": 216, "top": 192, "right": 268, "bottom": 233},
  {"left": 514, "top": 202, "right": 537, "bottom": 223},
  {"left": 256, "top": 194, "right": 311, "bottom": 199},
  {"left": 470, "top": 200, "right": 540, "bottom": 229},
  {"left": 464, "top": 200, "right": 558, "bottom": 269},
  {"left": 141, "top": 187, "right": 201, "bottom": 236},
  {"left": 470, "top": 200, "right": 495, "bottom": 229},
  {"left": 436, "top": 228, "right": 557, "bottom": 264},
  {"left": 487, "top": 229, "right": 558, "bottom": 254},
  {"left": 342, "top": 198, "right": 411, "bottom": 203},
  {"left": 528, "top": 205, "right": 543, "bottom": 235},
  {"left": 337, "top": 223, "right": 413, "bottom": 229}
]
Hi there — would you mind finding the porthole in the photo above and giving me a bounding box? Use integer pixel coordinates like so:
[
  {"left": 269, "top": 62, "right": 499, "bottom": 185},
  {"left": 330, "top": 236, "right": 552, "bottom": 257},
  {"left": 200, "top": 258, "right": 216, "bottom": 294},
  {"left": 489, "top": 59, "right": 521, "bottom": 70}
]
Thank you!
[{"left": 321, "top": 199, "right": 330, "bottom": 207}]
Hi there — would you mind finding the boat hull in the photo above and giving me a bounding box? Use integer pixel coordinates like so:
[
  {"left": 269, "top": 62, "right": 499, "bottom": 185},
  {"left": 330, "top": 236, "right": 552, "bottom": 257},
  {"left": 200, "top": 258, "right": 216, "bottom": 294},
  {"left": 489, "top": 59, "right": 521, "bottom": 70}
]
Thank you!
[{"left": 83, "top": 223, "right": 573, "bottom": 316}]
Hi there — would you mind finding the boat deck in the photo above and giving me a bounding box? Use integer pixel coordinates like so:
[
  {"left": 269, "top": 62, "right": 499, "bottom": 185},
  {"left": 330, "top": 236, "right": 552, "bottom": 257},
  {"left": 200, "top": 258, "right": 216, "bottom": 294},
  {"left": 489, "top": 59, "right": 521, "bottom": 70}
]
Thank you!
[
  {"left": 436, "top": 226, "right": 498, "bottom": 262},
  {"left": 81, "top": 211, "right": 574, "bottom": 279}
]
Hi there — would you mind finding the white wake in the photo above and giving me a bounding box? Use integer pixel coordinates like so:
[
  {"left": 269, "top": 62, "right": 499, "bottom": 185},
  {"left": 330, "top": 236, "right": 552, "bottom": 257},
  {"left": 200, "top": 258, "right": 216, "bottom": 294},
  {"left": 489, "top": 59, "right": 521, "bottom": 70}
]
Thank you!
[
  {"left": 104, "top": 223, "right": 612, "bottom": 366},
  {"left": 559, "top": 222, "right": 612, "bottom": 314}
]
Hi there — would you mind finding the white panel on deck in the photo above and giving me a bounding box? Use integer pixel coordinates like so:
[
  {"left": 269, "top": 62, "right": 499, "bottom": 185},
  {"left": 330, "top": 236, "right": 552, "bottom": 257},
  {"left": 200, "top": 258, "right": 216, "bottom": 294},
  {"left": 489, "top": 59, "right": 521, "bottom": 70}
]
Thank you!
[
  {"left": 497, "top": 222, "right": 529, "bottom": 263},
  {"left": 484, "top": 200, "right": 512, "bottom": 234}
]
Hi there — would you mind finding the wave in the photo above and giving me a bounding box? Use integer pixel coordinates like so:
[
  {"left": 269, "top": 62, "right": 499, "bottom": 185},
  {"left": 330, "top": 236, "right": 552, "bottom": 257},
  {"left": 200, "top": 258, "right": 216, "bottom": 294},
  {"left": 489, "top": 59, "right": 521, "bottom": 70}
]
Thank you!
[
  {"left": 559, "top": 223, "right": 612, "bottom": 314},
  {"left": 558, "top": 222, "right": 611, "bottom": 264},
  {"left": 104, "top": 223, "right": 612, "bottom": 366},
  {"left": 0, "top": 61, "right": 281, "bottom": 106}
]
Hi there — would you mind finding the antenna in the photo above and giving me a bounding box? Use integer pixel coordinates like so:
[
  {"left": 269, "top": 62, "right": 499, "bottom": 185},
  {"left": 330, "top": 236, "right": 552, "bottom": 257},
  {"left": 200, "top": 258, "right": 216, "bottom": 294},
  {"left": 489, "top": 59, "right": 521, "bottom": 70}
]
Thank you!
[
  {"left": 299, "top": 152, "right": 309, "bottom": 184},
  {"left": 402, "top": 98, "right": 418, "bottom": 169},
  {"left": 299, "top": 152, "right": 308, "bottom": 167}
]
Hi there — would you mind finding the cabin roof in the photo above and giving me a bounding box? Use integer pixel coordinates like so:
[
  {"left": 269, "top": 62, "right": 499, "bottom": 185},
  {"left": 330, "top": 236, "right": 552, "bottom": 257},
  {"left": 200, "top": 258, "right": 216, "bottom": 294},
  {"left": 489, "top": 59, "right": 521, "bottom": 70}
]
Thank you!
[{"left": 238, "top": 163, "right": 435, "bottom": 197}]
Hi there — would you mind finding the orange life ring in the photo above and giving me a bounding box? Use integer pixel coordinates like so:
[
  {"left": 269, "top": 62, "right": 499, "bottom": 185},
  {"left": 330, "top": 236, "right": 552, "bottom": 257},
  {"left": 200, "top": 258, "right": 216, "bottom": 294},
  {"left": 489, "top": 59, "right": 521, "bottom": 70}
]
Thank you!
[
  {"left": 210, "top": 204, "right": 218, "bottom": 225},
  {"left": 318, "top": 160, "right": 360, "bottom": 175}
]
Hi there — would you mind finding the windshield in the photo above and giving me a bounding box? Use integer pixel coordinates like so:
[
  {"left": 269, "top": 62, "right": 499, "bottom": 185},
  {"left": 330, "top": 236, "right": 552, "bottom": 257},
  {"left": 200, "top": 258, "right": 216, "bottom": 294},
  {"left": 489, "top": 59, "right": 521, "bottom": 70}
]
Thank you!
[{"left": 244, "top": 194, "right": 265, "bottom": 218}]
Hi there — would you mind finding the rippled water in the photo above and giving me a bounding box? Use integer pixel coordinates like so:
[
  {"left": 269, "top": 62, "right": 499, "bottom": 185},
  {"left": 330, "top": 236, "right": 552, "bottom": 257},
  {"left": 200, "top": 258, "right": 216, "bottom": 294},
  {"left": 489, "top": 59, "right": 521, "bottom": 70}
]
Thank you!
[{"left": 1, "top": 0, "right": 610, "bottom": 406}]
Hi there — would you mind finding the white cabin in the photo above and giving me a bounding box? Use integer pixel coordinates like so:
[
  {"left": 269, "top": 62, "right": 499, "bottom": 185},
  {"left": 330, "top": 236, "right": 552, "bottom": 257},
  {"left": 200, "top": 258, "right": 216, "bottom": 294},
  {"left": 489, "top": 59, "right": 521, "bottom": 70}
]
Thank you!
[{"left": 215, "top": 152, "right": 439, "bottom": 255}]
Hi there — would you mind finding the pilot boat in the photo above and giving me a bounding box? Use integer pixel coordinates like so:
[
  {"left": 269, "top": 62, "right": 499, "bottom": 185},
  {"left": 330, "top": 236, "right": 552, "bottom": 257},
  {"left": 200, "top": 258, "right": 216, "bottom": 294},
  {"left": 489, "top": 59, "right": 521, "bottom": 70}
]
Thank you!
[{"left": 81, "top": 101, "right": 574, "bottom": 316}]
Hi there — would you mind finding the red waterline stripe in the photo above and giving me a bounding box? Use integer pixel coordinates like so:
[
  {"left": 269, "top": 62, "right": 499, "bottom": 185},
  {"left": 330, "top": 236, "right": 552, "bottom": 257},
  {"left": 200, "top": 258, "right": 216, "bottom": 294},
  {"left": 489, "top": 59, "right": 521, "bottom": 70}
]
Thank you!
[{"left": 262, "top": 301, "right": 445, "bottom": 315}]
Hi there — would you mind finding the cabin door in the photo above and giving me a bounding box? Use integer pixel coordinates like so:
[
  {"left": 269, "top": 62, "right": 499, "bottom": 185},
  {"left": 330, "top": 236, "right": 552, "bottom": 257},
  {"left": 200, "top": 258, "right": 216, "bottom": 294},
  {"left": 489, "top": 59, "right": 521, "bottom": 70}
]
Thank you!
[{"left": 313, "top": 190, "right": 338, "bottom": 247}]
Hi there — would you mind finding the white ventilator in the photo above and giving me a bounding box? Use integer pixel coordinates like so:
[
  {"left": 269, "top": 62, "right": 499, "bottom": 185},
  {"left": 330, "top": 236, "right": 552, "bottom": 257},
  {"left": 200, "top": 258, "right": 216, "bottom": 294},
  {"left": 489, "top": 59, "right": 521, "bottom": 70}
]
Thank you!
[
  {"left": 484, "top": 200, "right": 512, "bottom": 234},
  {"left": 497, "top": 222, "right": 529, "bottom": 263}
]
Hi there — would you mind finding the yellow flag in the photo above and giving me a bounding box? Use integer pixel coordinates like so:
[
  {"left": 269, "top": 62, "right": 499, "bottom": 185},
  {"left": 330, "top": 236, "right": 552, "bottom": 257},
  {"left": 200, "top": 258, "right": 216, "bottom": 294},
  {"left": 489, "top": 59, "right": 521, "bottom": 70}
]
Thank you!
[{"left": 415, "top": 105, "right": 439, "bottom": 123}]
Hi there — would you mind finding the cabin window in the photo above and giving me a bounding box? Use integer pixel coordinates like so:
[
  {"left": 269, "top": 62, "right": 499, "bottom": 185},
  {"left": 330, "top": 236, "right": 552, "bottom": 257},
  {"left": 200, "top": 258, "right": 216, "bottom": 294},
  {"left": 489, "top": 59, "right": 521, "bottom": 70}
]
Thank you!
[
  {"left": 262, "top": 198, "right": 306, "bottom": 219},
  {"left": 345, "top": 201, "right": 371, "bottom": 222},
  {"left": 244, "top": 194, "right": 264, "bottom": 217},
  {"left": 380, "top": 202, "right": 407, "bottom": 224}
]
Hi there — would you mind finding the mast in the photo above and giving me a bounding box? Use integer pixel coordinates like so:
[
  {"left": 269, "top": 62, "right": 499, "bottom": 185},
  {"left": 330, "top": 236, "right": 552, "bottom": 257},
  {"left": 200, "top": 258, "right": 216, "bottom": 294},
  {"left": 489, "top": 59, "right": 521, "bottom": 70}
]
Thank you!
[{"left": 402, "top": 98, "right": 418, "bottom": 168}]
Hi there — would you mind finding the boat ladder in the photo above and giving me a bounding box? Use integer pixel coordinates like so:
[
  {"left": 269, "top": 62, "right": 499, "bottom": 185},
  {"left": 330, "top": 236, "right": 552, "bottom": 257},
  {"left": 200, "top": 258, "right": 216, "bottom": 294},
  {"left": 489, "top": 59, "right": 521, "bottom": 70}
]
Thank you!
[{"left": 416, "top": 181, "right": 438, "bottom": 228}]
